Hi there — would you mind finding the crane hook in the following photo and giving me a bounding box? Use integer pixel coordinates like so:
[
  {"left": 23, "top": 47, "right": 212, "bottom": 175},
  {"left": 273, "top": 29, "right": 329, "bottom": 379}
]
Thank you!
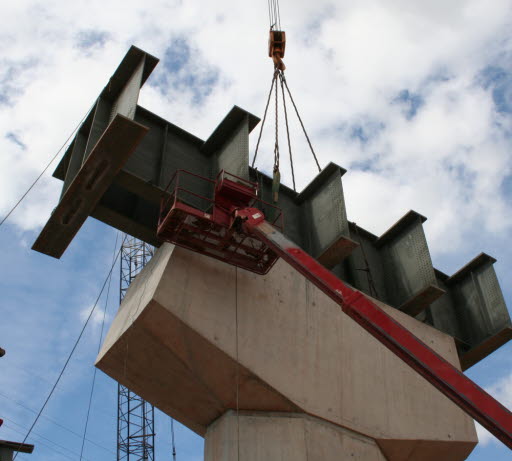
[{"left": 269, "top": 29, "right": 286, "bottom": 71}]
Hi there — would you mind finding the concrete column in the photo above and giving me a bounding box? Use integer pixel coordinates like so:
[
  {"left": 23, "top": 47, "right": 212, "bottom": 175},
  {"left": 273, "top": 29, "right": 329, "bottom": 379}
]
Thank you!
[
  {"left": 97, "top": 244, "right": 478, "bottom": 460},
  {"left": 205, "top": 411, "right": 386, "bottom": 461}
]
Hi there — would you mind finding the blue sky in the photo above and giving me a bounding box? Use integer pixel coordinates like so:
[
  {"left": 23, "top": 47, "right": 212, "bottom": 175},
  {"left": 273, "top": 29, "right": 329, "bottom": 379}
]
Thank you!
[{"left": 1, "top": 1, "right": 512, "bottom": 460}]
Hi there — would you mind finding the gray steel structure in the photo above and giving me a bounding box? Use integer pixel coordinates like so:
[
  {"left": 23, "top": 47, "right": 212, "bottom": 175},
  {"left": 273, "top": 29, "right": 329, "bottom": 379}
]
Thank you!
[
  {"left": 33, "top": 46, "right": 511, "bottom": 371},
  {"left": 118, "top": 235, "right": 155, "bottom": 461}
]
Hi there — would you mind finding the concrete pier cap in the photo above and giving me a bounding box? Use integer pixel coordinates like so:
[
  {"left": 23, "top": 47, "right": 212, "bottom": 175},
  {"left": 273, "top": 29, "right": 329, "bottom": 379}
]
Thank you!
[{"left": 96, "top": 243, "right": 478, "bottom": 460}]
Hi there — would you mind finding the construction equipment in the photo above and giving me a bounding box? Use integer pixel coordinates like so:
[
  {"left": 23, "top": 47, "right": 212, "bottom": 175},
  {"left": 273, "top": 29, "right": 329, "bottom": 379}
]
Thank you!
[
  {"left": 157, "top": 168, "right": 512, "bottom": 450},
  {"left": 157, "top": 169, "right": 283, "bottom": 274},
  {"left": 253, "top": 1, "right": 322, "bottom": 200},
  {"left": 269, "top": 29, "right": 286, "bottom": 71}
]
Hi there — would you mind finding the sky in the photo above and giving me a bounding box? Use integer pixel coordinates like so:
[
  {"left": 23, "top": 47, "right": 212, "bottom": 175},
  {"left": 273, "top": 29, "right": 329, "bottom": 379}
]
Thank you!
[{"left": 0, "top": 0, "right": 512, "bottom": 460}]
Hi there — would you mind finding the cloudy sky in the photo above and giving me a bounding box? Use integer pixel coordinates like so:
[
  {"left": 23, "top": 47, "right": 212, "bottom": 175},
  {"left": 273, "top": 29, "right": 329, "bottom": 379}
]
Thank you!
[{"left": 1, "top": 0, "right": 512, "bottom": 459}]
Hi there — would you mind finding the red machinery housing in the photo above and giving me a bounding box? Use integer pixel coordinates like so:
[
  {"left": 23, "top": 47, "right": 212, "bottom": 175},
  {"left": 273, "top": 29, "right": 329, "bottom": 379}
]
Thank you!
[{"left": 157, "top": 170, "right": 283, "bottom": 274}]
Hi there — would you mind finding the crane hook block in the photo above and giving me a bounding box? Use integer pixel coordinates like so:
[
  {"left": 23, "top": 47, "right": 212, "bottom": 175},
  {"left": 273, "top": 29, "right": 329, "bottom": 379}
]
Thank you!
[{"left": 269, "top": 29, "right": 286, "bottom": 71}]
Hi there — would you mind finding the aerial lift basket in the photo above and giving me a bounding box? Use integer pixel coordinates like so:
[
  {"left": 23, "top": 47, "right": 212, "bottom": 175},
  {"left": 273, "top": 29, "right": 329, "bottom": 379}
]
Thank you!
[{"left": 157, "top": 169, "right": 283, "bottom": 275}]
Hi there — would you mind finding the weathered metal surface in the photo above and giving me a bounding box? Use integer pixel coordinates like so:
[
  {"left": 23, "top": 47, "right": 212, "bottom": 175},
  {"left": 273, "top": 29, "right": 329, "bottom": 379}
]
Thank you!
[
  {"left": 335, "top": 218, "right": 511, "bottom": 368},
  {"left": 316, "top": 235, "right": 359, "bottom": 268},
  {"left": 377, "top": 211, "right": 443, "bottom": 310},
  {"left": 299, "top": 164, "right": 353, "bottom": 265},
  {"left": 341, "top": 223, "right": 388, "bottom": 300},
  {"left": 460, "top": 327, "right": 512, "bottom": 371},
  {"left": 398, "top": 284, "right": 445, "bottom": 317},
  {"left": 109, "top": 56, "right": 144, "bottom": 122},
  {"left": 213, "top": 115, "right": 250, "bottom": 180},
  {"left": 84, "top": 97, "right": 112, "bottom": 163},
  {"left": 430, "top": 254, "right": 512, "bottom": 370},
  {"left": 32, "top": 115, "right": 149, "bottom": 258},
  {"left": 33, "top": 45, "right": 511, "bottom": 369},
  {"left": 202, "top": 105, "right": 259, "bottom": 155},
  {"left": 249, "top": 163, "right": 357, "bottom": 267},
  {"left": 54, "top": 46, "right": 158, "bottom": 183},
  {"left": 337, "top": 212, "right": 444, "bottom": 313}
]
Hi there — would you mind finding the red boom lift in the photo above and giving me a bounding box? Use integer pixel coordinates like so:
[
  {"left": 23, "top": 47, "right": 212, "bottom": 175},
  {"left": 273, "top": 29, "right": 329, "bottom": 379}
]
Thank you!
[{"left": 157, "top": 168, "right": 512, "bottom": 450}]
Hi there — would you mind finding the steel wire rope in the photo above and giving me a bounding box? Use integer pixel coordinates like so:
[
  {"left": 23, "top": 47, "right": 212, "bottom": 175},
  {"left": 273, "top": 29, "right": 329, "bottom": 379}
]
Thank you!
[
  {"left": 0, "top": 390, "right": 115, "bottom": 455},
  {"left": 3, "top": 423, "right": 80, "bottom": 461},
  {"left": 275, "top": 0, "right": 282, "bottom": 30},
  {"left": 273, "top": 69, "right": 280, "bottom": 172},
  {"left": 171, "top": 417, "right": 177, "bottom": 461},
  {"left": 79, "top": 231, "right": 120, "bottom": 460},
  {"left": 268, "top": 0, "right": 281, "bottom": 30},
  {"left": 251, "top": 70, "right": 278, "bottom": 169},
  {"left": 0, "top": 103, "right": 94, "bottom": 229},
  {"left": 13, "top": 233, "right": 127, "bottom": 459},
  {"left": 268, "top": 0, "right": 275, "bottom": 28},
  {"left": 279, "top": 72, "right": 296, "bottom": 191},
  {"left": 3, "top": 417, "right": 93, "bottom": 461},
  {"left": 8, "top": 360, "right": 116, "bottom": 420},
  {"left": 280, "top": 74, "right": 322, "bottom": 172}
]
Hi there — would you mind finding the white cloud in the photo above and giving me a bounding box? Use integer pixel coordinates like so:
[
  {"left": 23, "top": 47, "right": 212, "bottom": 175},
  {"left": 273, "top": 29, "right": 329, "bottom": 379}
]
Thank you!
[
  {"left": 475, "top": 372, "right": 512, "bottom": 445},
  {"left": 1, "top": 0, "right": 511, "bottom": 265},
  {"left": 79, "top": 304, "right": 109, "bottom": 329},
  {"left": 1, "top": 5, "right": 511, "bottom": 459}
]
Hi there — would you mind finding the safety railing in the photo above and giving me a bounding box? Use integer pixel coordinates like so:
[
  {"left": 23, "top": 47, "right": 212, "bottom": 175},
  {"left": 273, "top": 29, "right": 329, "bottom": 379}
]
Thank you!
[{"left": 159, "top": 169, "right": 284, "bottom": 231}]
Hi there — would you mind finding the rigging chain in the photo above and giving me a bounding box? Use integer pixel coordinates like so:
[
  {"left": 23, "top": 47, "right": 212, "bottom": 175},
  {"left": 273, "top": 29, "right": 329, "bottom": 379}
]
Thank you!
[
  {"left": 251, "top": 0, "right": 321, "bottom": 201},
  {"left": 250, "top": 68, "right": 322, "bottom": 200},
  {"left": 272, "top": 68, "right": 281, "bottom": 202},
  {"left": 279, "top": 71, "right": 296, "bottom": 192}
]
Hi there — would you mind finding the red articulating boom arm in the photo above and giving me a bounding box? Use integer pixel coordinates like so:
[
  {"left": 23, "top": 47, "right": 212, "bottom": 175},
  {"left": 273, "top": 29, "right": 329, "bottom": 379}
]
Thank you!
[
  {"left": 235, "top": 208, "right": 512, "bottom": 449},
  {"left": 157, "top": 170, "right": 512, "bottom": 448}
]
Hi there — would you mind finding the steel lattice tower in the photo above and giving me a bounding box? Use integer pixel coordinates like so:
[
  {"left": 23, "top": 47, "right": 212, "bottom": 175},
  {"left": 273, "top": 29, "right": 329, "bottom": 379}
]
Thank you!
[{"left": 118, "top": 236, "right": 155, "bottom": 461}]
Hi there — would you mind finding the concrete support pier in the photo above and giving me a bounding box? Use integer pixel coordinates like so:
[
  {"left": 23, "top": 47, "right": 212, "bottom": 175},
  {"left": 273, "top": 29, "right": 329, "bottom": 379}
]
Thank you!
[
  {"left": 97, "top": 243, "right": 478, "bottom": 460},
  {"left": 205, "top": 411, "right": 386, "bottom": 461}
]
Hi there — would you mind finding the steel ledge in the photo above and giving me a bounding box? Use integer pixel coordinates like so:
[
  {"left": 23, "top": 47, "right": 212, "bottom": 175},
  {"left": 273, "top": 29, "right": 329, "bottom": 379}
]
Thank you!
[
  {"left": 399, "top": 284, "right": 446, "bottom": 317},
  {"left": 32, "top": 114, "right": 149, "bottom": 258},
  {"left": 201, "top": 106, "right": 260, "bottom": 155},
  {"left": 375, "top": 210, "right": 427, "bottom": 249},
  {"left": 460, "top": 327, "right": 512, "bottom": 371},
  {"left": 317, "top": 235, "right": 359, "bottom": 269},
  {"left": 295, "top": 162, "right": 347, "bottom": 203},
  {"left": 446, "top": 253, "right": 497, "bottom": 286}
]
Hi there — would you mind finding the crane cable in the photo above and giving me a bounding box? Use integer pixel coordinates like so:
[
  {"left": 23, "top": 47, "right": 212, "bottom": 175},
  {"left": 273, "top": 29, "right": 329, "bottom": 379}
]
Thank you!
[
  {"left": 13, "top": 233, "right": 126, "bottom": 460},
  {"left": 279, "top": 72, "right": 296, "bottom": 192},
  {"left": 268, "top": 0, "right": 281, "bottom": 30},
  {"left": 252, "top": 1, "right": 322, "bottom": 200},
  {"left": 79, "top": 231, "right": 120, "bottom": 460},
  {"left": 251, "top": 69, "right": 321, "bottom": 194},
  {"left": 272, "top": 68, "right": 281, "bottom": 200},
  {"left": 251, "top": 70, "right": 278, "bottom": 171},
  {"left": 0, "top": 103, "right": 94, "bottom": 230},
  {"left": 0, "top": 390, "right": 116, "bottom": 455},
  {"left": 171, "top": 417, "right": 177, "bottom": 461}
]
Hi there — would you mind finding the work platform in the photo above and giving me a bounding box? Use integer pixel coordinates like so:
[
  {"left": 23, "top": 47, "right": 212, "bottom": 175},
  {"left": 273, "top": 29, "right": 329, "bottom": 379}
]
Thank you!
[{"left": 33, "top": 45, "right": 512, "bottom": 372}]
